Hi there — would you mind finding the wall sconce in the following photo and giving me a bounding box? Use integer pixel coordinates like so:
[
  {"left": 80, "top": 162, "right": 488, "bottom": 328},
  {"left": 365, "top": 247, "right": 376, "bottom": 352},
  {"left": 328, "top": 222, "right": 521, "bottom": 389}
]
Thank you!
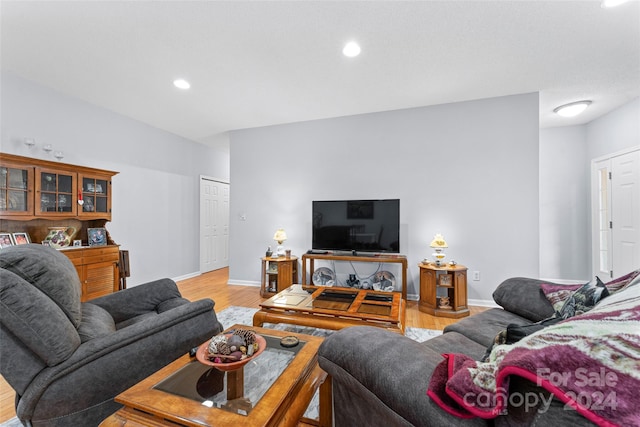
[
  {"left": 273, "top": 228, "right": 287, "bottom": 257},
  {"left": 54, "top": 151, "right": 64, "bottom": 161},
  {"left": 43, "top": 144, "right": 53, "bottom": 153},
  {"left": 24, "top": 138, "right": 36, "bottom": 148},
  {"left": 430, "top": 233, "right": 448, "bottom": 266}
]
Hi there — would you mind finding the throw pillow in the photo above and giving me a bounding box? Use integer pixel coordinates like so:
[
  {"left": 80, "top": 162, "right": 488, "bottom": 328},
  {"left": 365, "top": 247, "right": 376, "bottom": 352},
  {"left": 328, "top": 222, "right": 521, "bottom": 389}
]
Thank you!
[
  {"left": 556, "top": 276, "right": 608, "bottom": 319},
  {"left": 540, "top": 269, "right": 639, "bottom": 312}
]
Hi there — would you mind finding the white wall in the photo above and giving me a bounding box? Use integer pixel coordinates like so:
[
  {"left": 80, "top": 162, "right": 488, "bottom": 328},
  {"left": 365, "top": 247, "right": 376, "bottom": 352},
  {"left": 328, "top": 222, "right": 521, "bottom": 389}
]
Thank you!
[
  {"left": 539, "top": 126, "right": 589, "bottom": 281},
  {"left": 0, "top": 72, "right": 230, "bottom": 285},
  {"left": 229, "top": 93, "right": 540, "bottom": 302},
  {"left": 587, "top": 97, "right": 640, "bottom": 161}
]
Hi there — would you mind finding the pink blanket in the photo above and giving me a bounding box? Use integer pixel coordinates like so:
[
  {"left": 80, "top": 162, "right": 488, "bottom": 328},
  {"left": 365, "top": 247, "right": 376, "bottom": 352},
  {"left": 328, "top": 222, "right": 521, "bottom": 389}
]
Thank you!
[{"left": 428, "top": 284, "right": 640, "bottom": 426}]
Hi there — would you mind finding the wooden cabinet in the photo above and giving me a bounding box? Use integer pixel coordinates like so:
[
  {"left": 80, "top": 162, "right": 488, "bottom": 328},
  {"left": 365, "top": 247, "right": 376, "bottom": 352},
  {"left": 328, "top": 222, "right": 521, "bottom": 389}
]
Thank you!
[
  {"left": 1, "top": 153, "right": 121, "bottom": 300},
  {"left": 418, "top": 263, "right": 469, "bottom": 318},
  {"left": 63, "top": 246, "right": 120, "bottom": 301},
  {"left": 261, "top": 256, "right": 298, "bottom": 297},
  {"left": 0, "top": 153, "right": 116, "bottom": 221},
  {"left": 301, "top": 252, "right": 408, "bottom": 300}
]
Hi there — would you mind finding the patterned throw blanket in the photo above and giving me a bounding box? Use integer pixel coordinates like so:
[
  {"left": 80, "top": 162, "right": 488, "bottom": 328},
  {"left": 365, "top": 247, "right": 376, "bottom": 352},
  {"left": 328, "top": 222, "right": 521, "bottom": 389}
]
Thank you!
[{"left": 428, "top": 282, "right": 640, "bottom": 426}]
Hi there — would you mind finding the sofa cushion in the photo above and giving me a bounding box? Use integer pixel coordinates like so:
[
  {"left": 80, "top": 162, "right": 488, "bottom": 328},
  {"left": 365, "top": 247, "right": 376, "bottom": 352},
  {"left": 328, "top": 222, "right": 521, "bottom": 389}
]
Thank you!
[
  {"left": 443, "top": 308, "right": 532, "bottom": 348},
  {"left": 78, "top": 303, "right": 116, "bottom": 342},
  {"left": 492, "top": 277, "right": 555, "bottom": 322},
  {"left": 0, "top": 244, "right": 82, "bottom": 327},
  {"left": 0, "top": 268, "right": 80, "bottom": 366},
  {"left": 422, "top": 331, "right": 488, "bottom": 361}
]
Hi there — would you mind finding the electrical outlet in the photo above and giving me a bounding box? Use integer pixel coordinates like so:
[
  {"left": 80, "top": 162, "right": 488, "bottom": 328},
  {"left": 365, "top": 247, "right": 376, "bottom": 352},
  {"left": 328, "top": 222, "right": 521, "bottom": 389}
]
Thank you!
[{"left": 473, "top": 271, "right": 480, "bottom": 281}]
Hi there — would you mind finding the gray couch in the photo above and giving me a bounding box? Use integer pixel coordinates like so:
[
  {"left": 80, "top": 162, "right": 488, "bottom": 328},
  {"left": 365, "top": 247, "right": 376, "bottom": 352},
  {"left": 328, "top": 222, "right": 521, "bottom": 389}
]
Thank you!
[
  {"left": 0, "top": 244, "right": 223, "bottom": 427},
  {"left": 318, "top": 276, "right": 628, "bottom": 427}
]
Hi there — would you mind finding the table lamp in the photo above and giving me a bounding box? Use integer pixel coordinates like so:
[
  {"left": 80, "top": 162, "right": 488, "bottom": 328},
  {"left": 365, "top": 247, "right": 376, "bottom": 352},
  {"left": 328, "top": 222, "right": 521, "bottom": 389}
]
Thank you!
[
  {"left": 430, "top": 233, "right": 448, "bottom": 266},
  {"left": 273, "top": 228, "right": 287, "bottom": 257}
]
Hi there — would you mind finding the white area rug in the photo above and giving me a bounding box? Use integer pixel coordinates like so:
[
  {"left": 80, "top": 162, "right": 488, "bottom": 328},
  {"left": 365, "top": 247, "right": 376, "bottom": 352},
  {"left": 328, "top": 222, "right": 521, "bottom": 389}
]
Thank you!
[{"left": 0, "top": 306, "right": 441, "bottom": 426}]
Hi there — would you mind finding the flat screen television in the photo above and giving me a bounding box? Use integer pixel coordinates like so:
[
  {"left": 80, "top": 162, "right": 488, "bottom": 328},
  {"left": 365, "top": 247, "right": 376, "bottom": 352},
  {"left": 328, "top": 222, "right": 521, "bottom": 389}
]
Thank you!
[{"left": 312, "top": 199, "right": 400, "bottom": 253}]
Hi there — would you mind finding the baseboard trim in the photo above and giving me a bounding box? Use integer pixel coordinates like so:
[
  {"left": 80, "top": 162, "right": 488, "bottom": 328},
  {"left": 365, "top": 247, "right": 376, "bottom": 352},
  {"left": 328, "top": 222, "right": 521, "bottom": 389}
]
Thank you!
[
  {"left": 228, "top": 279, "right": 260, "bottom": 287},
  {"left": 172, "top": 271, "right": 201, "bottom": 282},
  {"left": 468, "top": 298, "right": 499, "bottom": 308}
]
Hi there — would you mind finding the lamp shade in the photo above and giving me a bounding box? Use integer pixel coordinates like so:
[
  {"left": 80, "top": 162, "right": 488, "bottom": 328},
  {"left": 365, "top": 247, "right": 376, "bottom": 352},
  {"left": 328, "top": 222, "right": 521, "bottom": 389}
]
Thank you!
[
  {"left": 273, "top": 229, "right": 287, "bottom": 244},
  {"left": 429, "top": 233, "right": 448, "bottom": 248}
]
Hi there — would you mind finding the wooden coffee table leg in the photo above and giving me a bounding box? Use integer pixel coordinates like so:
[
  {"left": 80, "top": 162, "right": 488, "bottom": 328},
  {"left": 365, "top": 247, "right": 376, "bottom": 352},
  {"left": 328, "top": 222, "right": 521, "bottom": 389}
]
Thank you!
[
  {"left": 253, "top": 310, "right": 266, "bottom": 327},
  {"left": 319, "top": 374, "right": 332, "bottom": 427}
]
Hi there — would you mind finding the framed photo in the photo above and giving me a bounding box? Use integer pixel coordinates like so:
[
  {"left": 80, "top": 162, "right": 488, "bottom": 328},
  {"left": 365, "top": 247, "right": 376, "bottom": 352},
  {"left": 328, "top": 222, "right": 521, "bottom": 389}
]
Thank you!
[
  {"left": 12, "top": 232, "right": 30, "bottom": 245},
  {"left": 87, "top": 228, "right": 107, "bottom": 246},
  {"left": 438, "top": 274, "right": 452, "bottom": 287},
  {"left": 0, "top": 233, "right": 14, "bottom": 248}
]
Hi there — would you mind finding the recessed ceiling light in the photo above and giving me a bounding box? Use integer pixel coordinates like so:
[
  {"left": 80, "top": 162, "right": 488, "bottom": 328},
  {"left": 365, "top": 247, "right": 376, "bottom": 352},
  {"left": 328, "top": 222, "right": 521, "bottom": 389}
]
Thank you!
[
  {"left": 601, "top": 0, "right": 629, "bottom": 8},
  {"left": 342, "top": 41, "right": 361, "bottom": 58},
  {"left": 173, "top": 79, "right": 191, "bottom": 90},
  {"left": 553, "top": 100, "right": 592, "bottom": 117}
]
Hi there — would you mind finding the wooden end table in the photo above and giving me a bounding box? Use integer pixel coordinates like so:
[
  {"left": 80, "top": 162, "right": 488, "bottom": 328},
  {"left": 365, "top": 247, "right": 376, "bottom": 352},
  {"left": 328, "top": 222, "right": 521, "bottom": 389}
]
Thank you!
[
  {"left": 254, "top": 285, "right": 406, "bottom": 334},
  {"left": 100, "top": 325, "right": 331, "bottom": 427}
]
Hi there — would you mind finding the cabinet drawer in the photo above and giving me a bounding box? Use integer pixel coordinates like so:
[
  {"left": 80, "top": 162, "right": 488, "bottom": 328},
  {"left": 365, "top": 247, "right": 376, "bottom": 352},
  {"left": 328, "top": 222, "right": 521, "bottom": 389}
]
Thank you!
[
  {"left": 61, "top": 249, "right": 83, "bottom": 266},
  {"left": 84, "top": 253, "right": 118, "bottom": 264},
  {"left": 83, "top": 246, "right": 119, "bottom": 256}
]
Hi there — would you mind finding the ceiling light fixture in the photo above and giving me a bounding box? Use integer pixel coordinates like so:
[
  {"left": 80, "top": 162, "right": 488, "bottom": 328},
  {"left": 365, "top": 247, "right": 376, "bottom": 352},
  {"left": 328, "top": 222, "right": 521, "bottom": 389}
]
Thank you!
[
  {"left": 553, "top": 100, "right": 592, "bottom": 117},
  {"left": 173, "top": 79, "right": 191, "bottom": 90},
  {"left": 601, "top": 0, "right": 629, "bottom": 8},
  {"left": 342, "top": 41, "right": 361, "bottom": 58}
]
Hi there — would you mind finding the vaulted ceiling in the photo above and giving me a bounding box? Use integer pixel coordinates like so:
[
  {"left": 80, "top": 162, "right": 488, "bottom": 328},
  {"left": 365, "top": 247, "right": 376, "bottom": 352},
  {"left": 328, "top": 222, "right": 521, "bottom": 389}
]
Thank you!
[{"left": 2, "top": 1, "right": 639, "bottom": 149}]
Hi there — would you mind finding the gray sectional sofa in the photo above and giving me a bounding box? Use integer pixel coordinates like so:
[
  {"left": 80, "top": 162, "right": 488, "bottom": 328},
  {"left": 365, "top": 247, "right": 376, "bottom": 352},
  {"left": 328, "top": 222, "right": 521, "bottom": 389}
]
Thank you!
[
  {"left": 318, "top": 274, "right": 640, "bottom": 426},
  {"left": 0, "top": 244, "right": 223, "bottom": 427}
]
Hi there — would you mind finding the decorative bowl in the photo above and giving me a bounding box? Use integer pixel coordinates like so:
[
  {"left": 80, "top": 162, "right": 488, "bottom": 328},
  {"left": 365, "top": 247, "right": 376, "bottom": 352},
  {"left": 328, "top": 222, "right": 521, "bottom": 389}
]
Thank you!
[{"left": 196, "top": 333, "right": 266, "bottom": 371}]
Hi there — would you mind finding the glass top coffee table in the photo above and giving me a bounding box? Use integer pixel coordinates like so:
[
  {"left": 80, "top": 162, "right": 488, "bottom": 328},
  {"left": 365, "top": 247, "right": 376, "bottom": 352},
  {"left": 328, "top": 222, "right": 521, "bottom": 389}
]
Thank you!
[
  {"left": 100, "top": 324, "right": 330, "bottom": 427},
  {"left": 254, "top": 285, "right": 405, "bottom": 334}
]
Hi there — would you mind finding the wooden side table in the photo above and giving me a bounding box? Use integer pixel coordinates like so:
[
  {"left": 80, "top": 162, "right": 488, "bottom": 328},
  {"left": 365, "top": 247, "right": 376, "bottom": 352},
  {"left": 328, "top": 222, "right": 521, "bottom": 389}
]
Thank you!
[
  {"left": 418, "top": 263, "right": 469, "bottom": 318},
  {"left": 261, "top": 256, "right": 298, "bottom": 297}
]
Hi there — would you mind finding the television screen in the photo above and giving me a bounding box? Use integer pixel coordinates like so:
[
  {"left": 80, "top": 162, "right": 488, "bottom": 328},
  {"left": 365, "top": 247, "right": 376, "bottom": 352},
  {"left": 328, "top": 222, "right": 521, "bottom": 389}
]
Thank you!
[{"left": 312, "top": 199, "right": 400, "bottom": 253}]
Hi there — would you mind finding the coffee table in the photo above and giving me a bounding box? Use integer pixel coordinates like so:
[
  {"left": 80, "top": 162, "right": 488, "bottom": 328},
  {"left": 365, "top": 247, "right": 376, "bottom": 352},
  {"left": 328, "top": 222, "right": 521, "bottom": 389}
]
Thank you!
[
  {"left": 99, "top": 324, "right": 331, "bottom": 427},
  {"left": 254, "top": 285, "right": 406, "bottom": 334}
]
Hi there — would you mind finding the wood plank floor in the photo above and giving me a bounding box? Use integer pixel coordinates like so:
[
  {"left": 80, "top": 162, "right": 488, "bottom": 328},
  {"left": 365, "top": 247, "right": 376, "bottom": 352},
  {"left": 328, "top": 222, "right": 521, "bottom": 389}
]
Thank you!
[{"left": 0, "top": 268, "right": 487, "bottom": 423}]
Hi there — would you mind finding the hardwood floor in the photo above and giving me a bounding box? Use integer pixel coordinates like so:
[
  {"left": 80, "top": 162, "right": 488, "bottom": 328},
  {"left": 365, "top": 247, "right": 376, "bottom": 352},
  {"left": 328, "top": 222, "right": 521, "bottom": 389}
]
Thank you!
[{"left": 0, "top": 268, "right": 487, "bottom": 423}]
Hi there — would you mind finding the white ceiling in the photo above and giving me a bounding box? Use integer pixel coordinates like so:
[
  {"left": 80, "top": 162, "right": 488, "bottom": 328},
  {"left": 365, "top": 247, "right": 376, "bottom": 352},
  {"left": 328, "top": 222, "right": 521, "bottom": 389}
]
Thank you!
[{"left": 2, "top": 1, "right": 639, "bottom": 150}]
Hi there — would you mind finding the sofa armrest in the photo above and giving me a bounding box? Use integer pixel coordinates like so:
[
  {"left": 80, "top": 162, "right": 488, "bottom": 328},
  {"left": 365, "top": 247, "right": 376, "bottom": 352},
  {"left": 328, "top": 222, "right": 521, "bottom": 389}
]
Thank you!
[
  {"left": 89, "top": 278, "right": 183, "bottom": 323},
  {"left": 16, "top": 298, "right": 221, "bottom": 421},
  {"left": 492, "top": 277, "right": 556, "bottom": 322},
  {"left": 318, "top": 326, "right": 486, "bottom": 427}
]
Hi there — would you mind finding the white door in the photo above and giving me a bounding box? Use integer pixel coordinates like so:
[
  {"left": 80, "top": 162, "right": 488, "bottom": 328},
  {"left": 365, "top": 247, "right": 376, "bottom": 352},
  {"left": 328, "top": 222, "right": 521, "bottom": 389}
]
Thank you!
[
  {"left": 592, "top": 148, "right": 640, "bottom": 278},
  {"left": 611, "top": 150, "right": 640, "bottom": 276},
  {"left": 200, "top": 177, "right": 230, "bottom": 273}
]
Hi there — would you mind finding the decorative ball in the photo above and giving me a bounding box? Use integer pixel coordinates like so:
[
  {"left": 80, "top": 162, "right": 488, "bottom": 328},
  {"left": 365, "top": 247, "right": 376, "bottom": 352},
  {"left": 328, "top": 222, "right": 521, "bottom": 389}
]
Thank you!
[{"left": 208, "top": 335, "right": 227, "bottom": 354}]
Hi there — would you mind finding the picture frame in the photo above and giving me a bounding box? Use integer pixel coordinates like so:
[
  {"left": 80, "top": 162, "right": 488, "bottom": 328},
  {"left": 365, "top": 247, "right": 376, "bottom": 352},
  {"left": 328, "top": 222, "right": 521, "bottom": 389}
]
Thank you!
[
  {"left": 12, "top": 232, "right": 30, "bottom": 245},
  {"left": 438, "top": 274, "right": 452, "bottom": 287},
  {"left": 87, "top": 228, "right": 107, "bottom": 246},
  {"left": 0, "top": 233, "right": 14, "bottom": 248}
]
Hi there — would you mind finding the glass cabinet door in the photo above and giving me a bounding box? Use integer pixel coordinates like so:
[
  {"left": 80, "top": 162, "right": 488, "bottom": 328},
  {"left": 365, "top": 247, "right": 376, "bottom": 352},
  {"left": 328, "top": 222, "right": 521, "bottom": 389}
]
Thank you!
[
  {"left": 0, "top": 163, "right": 33, "bottom": 215},
  {"left": 35, "top": 168, "right": 77, "bottom": 216},
  {"left": 78, "top": 173, "right": 111, "bottom": 219}
]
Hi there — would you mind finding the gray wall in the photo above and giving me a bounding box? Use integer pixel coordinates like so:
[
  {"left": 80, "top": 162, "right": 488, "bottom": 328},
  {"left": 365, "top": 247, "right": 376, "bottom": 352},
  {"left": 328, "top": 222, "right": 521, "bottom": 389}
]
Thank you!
[
  {"left": 1, "top": 72, "right": 230, "bottom": 285},
  {"left": 539, "top": 125, "right": 589, "bottom": 281},
  {"left": 229, "top": 93, "right": 540, "bottom": 303}
]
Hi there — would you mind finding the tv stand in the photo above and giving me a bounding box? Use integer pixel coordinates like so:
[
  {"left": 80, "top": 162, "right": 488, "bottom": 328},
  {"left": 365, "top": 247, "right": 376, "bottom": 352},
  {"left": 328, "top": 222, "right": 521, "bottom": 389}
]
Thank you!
[{"left": 302, "top": 252, "right": 407, "bottom": 300}]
